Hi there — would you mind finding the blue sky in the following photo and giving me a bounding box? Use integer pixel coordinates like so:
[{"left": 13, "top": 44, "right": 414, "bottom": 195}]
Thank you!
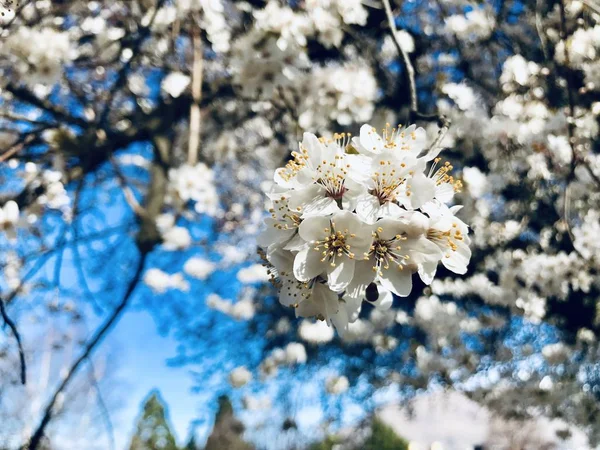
[{"left": 109, "top": 309, "right": 200, "bottom": 449}]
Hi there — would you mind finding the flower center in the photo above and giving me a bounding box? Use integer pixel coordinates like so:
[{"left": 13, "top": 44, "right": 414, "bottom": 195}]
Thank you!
[
  {"left": 429, "top": 158, "right": 463, "bottom": 193},
  {"left": 315, "top": 152, "right": 350, "bottom": 200},
  {"left": 276, "top": 147, "right": 310, "bottom": 182},
  {"left": 427, "top": 224, "right": 464, "bottom": 257},
  {"left": 313, "top": 225, "right": 357, "bottom": 266},
  {"left": 371, "top": 159, "right": 407, "bottom": 204},
  {"left": 365, "top": 228, "right": 409, "bottom": 276}
]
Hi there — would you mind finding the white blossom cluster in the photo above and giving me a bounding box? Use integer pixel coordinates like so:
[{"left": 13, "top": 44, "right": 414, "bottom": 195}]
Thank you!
[
  {"left": 444, "top": 6, "right": 495, "bottom": 42},
  {"left": 258, "top": 124, "right": 471, "bottom": 334},
  {"left": 297, "top": 64, "right": 378, "bottom": 130},
  {"left": 1, "top": 26, "right": 71, "bottom": 87},
  {"left": 146, "top": 0, "right": 230, "bottom": 52},
  {"left": 231, "top": 0, "right": 369, "bottom": 98},
  {"left": 259, "top": 342, "right": 307, "bottom": 378}
]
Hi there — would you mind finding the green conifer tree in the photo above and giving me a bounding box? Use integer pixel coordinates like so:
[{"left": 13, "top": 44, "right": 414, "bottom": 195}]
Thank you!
[
  {"left": 204, "top": 395, "right": 254, "bottom": 450},
  {"left": 128, "top": 390, "right": 179, "bottom": 450}
]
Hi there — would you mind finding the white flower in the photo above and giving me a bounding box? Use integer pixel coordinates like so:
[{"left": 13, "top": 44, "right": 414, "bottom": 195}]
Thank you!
[
  {"left": 229, "top": 366, "right": 252, "bottom": 388},
  {"left": 298, "top": 64, "right": 377, "bottom": 129},
  {"left": 144, "top": 269, "right": 190, "bottom": 293},
  {"left": 276, "top": 133, "right": 366, "bottom": 217},
  {"left": 326, "top": 375, "right": 349, "bottom": 394},
  {"left": 347, "top": 216, "right": 443, "bottom": 298},
  {"left": 257, "top": 195, "right": 300, "bottom": 247},
  {"left": 207, "top": 294, "right": 255, "bottom": 320},
  {"left": 231, "top": 298, "right": 256, "bottom": 320},
  {"left": 298, "top": 319, "right": 335, "bottom": 344},
  {"left": 284, "top": 342, "right": 307, "bottom": 364},
  {"left": 462, "top": 167, "right": 488, "bottom": 198},
  {"left": 169, "top": 163, "right": 219, "bottom": 216},
  {"left": 0, "top": 201, "right": 20, "bottom": 240},
  {"left": 161, "top": 72, "right": 190, "bottom": 98},
  {"left": 442, "top": 83, "right": 477, "bottom": 111},
  {"left": 352, "top": 123, "right": 428, "bottom": 158},
  {"left": 500, "top": 55, "right": 539, "bottom": 87},
  {"left": 2, "top": 27, "right": 71, "bottom": 86},
  {"left": 542, "top": 343, "right": 569, "bottom": 365},
  {"left": 335, "top": 0, "right": 368, "bottom": 26},
  {"left": 294, "top": 211, "right": 373, "bottom": 292},
  {"left": 352, "top": 151, "right": 419, "bottom": 223},
  {"left": 183, "top": 257, "right": 216, "bottom": 280},
  {"left": 341, "top": 319, "right": 374, "bottom": 344},
  {"left": 445, "top": 9, "right": 495, "bottom": 41},
  {"left": 237, "top": 264, "right": 270, "bottom": 284},
  {"left": 260, "top": 123, "right": 471, "bottom": 335},
  {"left": 421, "top": 203, "right": 471, "bottom": 279},
  {"left": 161, "top": 226, "right": 192, "bottom": 250},
  {"left": 242, "top": 394, "right": 272, "bottom": 411}
]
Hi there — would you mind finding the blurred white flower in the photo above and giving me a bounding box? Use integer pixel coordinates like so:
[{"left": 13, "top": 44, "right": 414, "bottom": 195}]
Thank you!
[
  {"left": 183, "top": 257, "right": 216, "bottom": 280},
  {"left": 144, "top": 269, "right": 190, "bottom": 293},
  {"left": 169, "top": 163, "right": 220, "bottom": 216},
  {"left": 0, "top": 201, "right": 20, "bottom": 240},
  {"left": 298, "top": 319, "right": 335, "bottom": 344},
  {"left": 161, "top": 72, "right": 190, "bottom": 98},
  {"left": 284, "top": 342, "right": 307, "bottom": 364},
  {"left": 161, "top": 226, "right": 192, "bottom": 250},
  {"left": 237, "top": 264, "right": 270, "bottom": 284},
  {"left": 326, "top": 375, "right": 349, "bottom": 394},
  {"left": 229, "top": 366, "right": 252, "bottom": 388}
]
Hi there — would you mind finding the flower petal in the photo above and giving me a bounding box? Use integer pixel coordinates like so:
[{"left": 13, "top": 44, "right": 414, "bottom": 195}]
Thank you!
[
  {"left": 379, "top": 267, "right": 413, "bottom": 297},
  {"left": 327, "top": 258, "right": 356, "bottom": 292},
  {"left": 298, "top": 215, "right": 330, "bottom": 242},
  {"left": 344, "top": 259, "right": 376, "bottom": 300},
  {"left": 355, "top": 194, "right": 380, "bottom": 224},
  {"left": 294, "top": 246, "right": 326, "bottom": 282}
]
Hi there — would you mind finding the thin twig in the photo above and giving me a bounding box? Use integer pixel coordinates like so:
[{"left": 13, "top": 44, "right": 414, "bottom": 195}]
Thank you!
[
  {"left": 188, "top": 25, "right": 203, "bottom": 165},
  {"left": 382, "top": 0, "right": 417, "bottom": 112},
  {"left": 109, "top": 156, "right": 146, "bottom": 217},
  {"left": 536, "top": 0, "right": 549, "bottom": 60},
  {"left": 0, "top": 296, "right": 26, "bottom": 384},
  {"left": 582, "top": 160, "right": 600, "bottom": 188},
  {"left": 87, "top": 360, "right": 116, "bottom": 450},
  {"left": 381, "top": 0, "right": 451, "bottom": 144},
  {"left": 581, "top": 0, "right": 600, "bottom": 17},
  {"left": 557, "top": 0, "right": 583, "bottom": 252},
  {"left": 0, "top": 133, "right": 37, "bottom": 162},
  {"left": 24, "top": 251, "right": 148, "bottom": 450}
]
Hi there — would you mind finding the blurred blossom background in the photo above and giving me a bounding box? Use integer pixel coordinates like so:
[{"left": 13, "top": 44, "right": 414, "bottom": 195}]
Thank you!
[{"left": 1, "top": 0, "right": 600, "bottom": 449}]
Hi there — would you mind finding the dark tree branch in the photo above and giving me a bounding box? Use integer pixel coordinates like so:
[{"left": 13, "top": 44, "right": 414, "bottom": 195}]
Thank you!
[
  {"left": 87, "top": 360, "right": 116, "bottom": 450},
  {"left": 0, "top": 296, "right": 26, "bottom": 384},
  {"left": 382, "top": 0, "right": 417, "bottom": 113},
  {"left": 382, "top": 0, "right": 451, "bottom": 147},
  {"left": 24, "top": 250, "right": 148, "bottom": 450}
]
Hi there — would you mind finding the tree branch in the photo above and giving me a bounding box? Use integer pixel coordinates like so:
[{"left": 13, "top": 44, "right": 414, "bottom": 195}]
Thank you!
[
  {"left": 24, "top": 250, "right": 148, "bottom": 450},
  {"left": 382, "top": 0, "right": 417, "bottom": 113},
  {"left": 188, "top": 25, "right": 203, "bottom": 165},
  {"left": 0, "top": 296, "right": 26, "bottom": 384},
  {"left": 381, "top": 0, "right": 451, "bottom": 145},
  {"left": 87, "top": 360, "right": 116, "bottom": 450}
]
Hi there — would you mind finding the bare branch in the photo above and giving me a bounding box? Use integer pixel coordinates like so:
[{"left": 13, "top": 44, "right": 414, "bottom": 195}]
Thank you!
[
  {"left": 0, "top": 296, "right": 26, "bottom": 385},
  {"left": 87, "top": 360, "right": 116, "bottom": 450},
  {"left": 24, "top": 251, "right": 148, "bottom": 450},
  {"left": 188, "top": 25, "right": 204, "bottom": 165},
  {"left": 381, "top": 0, "right": 417, "bottom": 113},
  {"left": 381, "top": 0, "right": 451, "bottom": 140},
  {"left": 109, "top": 155, "right": 146, "bottom": 217}
]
